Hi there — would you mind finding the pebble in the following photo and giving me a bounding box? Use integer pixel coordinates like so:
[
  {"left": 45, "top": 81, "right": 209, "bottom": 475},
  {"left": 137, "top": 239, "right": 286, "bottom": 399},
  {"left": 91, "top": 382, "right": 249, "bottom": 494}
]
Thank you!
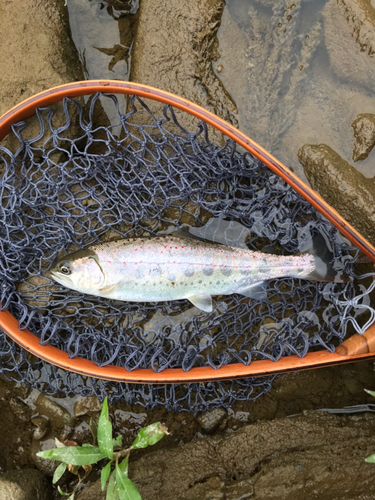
[
  {"left": 31, "top": 416, "right": 50, "bottom": 441},
  {"left": 35, "top": 394, "right": 75, "bottom": 428},
  {"left": 196, "top": 408, "right": 227, "bottom": 433},
  {"left": 351, "top": 114, "right": 375, "bottom": 162}
]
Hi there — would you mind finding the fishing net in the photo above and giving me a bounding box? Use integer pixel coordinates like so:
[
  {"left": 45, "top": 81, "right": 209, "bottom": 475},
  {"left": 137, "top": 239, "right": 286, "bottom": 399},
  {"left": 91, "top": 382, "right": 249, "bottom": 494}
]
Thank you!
[{"left": 0, "top": 92, "right": 374, "bottom": 410}]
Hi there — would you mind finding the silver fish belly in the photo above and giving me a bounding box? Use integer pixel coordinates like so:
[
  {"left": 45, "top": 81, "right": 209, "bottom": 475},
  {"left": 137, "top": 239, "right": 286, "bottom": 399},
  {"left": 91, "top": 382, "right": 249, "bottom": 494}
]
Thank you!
[{"left": 51, "top": 234, "right": 315, "bottom": 312}]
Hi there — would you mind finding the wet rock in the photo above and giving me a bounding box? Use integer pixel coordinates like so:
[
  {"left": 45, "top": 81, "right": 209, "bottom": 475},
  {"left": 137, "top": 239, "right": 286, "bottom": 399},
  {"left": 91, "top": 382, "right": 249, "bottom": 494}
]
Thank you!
[
  {"left": 298, "top": 144, "right": 375, "bottom": 246},
  {"left": 73, "top": 396, "right": 102, "bottom": 417},
  {"left": 352, "top": 114, "right": 375, "bottom": 162},
  {"left": 35, "top": 394, "right": 75, "bottom": 429},
  {"left": 196, "top": 408, "right": 227, "bottom": 433},
  {"left": 30, "top": 437, "right": 59, "bottom": 477},
  {"left": 0, "top": 469, "right": 51, "bottom": 500},
  {"left": 31, "top": 416, "right": 50, "bottom": 441},
  {"left": 323, "top": 0, "right": 375, "bottom": 92},
  {"left": 72, "top": 421, "right": 94, "bottom": 445},
  {"left": 130, "top": 0, "right": 237, "bottom": 143}
]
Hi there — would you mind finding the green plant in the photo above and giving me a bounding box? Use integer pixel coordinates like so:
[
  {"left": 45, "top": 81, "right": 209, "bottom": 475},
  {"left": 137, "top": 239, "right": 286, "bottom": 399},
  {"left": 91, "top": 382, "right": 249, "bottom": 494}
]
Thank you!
[
  {"left": 37, "top": 397, "right": 169, "bottom": 499},
  {"left": 365, "top": 389, "right": 375, "bottom": 464}
]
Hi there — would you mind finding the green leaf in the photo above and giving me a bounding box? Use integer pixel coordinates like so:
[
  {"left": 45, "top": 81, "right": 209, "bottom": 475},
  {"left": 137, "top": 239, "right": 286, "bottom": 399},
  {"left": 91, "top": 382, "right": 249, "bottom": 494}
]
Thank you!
[
  {"left": 118, "top": 456, "right": 128, "bottom": 476},
  {"left": 101, "top": 461, "right": 112, "bottom": 491},
  {"left": 53, "top": 462, "right": 67, "bottom": 484},
  {"left": 81, "top": 443, "right": 95, "bottom": 448},
  {"left": 115, "top": 465, "right": 142, "bottom": 500},
  {"left": 113, "top": 435, "right": 123, "bottom": 448},
  {"left": 57, "top": 485, "right": 71, "bottom": 496},
  {"left": 365, "top": 454, "right": 375, "bottom": 463},
  {"left": 365, "top": 389, "right": 375, "bottom": 399},
  {"left": 106, "top": 470, "right": 118, "bottom": 500},
  {"left": 68, "top": 495, "right": 75, "bottom": 500},
  {"left": 98, "top": 398, "right": 114, "bottom": 460},
  {"left": 37, "top": 445, "right": 106, "bottom": 466},
  {"left": 131, "top": 422, "right": 168, "bottom": 450}
]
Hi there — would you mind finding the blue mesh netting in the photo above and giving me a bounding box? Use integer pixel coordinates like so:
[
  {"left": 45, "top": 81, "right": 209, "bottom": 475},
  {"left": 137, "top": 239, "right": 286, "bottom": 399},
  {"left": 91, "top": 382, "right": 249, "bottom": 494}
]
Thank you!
[{"left": 0, "top": 92, "right": 374, "bottom": 410}]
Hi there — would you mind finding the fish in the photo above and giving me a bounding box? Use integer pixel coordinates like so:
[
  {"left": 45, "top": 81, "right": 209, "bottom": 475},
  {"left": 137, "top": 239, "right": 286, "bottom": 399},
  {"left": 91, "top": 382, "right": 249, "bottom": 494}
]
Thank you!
[{"left": 50, "top": 225, "right": 345, "bottom": 313}]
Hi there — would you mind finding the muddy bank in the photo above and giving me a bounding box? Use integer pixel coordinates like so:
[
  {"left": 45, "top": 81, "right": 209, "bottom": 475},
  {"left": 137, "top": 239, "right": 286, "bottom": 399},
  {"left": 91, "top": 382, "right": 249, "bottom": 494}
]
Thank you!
[{"left": 77, "top": 410, "right": 375, "bottom": 500}]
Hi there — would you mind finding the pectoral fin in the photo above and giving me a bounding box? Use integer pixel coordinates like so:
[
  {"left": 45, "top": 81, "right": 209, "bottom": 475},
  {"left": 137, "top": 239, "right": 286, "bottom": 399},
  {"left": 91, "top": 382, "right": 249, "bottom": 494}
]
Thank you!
[
  {"left": 239, "top": 282, "right": 267, "bottom": 301},
  {"left": 98, "top": 283, "right": 118, "bottom": 294},
  {"left": 187, "top": 294, "right": 213, "bottom": 312}
]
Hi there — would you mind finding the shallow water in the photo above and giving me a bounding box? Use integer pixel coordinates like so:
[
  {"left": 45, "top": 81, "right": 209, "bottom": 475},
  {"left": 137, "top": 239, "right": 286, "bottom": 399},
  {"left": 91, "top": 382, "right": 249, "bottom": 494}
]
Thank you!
[{"left": 216, "top": 0, "right": 375, "bottom": 181}]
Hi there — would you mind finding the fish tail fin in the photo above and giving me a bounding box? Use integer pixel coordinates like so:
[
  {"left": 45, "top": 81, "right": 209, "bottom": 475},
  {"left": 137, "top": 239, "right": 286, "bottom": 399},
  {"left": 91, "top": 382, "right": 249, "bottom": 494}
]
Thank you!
[{"left": 296, "top": 232, "right": 352, "bottom": 283}]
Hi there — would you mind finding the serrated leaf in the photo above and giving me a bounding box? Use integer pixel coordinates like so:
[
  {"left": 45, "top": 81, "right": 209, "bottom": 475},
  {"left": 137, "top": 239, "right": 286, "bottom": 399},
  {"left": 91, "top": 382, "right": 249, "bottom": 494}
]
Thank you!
[
  {"left": 115, "top": 465, "right": 142, "bottom": 500},
  {"left": 98, "top": 398, "right": 113, "bottom": 460},
  {"left": 101, "top": 461, "right": 112, "bottom": 491},
  {"left": 118, "top": 456, "right": 128, "bottom": 476},
  {"left": 37, "top": 446, "right": 106, "bottom": 466},
  {"left": 53, "top": 462, "right": 67, "bottom": 484},
  {"left": 365, "top": 389, "right": 375, "bottom": 399},
  {"left": 106, "top": 470, "right": 118, "bottom": 500},
  {"left": 57, "top": 485, "right": 71, "bottom": 496},
  {"left": 113, "top": 435, "right": 123, "bottom": 448},
  {"left": 131, "top": 422, "right": 168, "bottom": 450},
  {"left": 365, "top": 454, "right": 375, "bottom": 463}
]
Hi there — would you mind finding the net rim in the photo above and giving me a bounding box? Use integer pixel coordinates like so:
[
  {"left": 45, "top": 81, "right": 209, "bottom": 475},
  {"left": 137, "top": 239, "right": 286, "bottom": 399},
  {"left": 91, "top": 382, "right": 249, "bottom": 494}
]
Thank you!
[{"left": 1, "top": 79, "right": 375, "bottom": 383}]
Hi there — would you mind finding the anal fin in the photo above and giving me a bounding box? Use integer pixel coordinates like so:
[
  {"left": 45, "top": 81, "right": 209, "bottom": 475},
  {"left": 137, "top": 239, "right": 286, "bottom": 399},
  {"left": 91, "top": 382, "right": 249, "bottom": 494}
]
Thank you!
[
  {"left": 239, "top": 282, "right": 267, "bottom": 301},
  {"left": 187, "top": 294, "right": 213, "bottom": 312}
]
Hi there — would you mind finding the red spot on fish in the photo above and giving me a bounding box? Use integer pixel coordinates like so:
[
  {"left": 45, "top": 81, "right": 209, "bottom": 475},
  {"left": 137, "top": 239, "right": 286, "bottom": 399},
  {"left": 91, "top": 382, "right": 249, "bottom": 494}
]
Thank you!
[
  {"left": 212, "top": 254, "right": 215, "bottom": 257},
  {"left": 226, "top": 256, "right": 228, "bottom": 259},
  {"left": 164, "top": 246, "right": 167, "bottom": 248},
  {"left": 197, "top": 243, "right": 200, "bottom": 246},
  {"left": 140, "top": 247, "right": 142, "bottom": 249},
  {"left": 135, "top": 262, "right": 137, "bottom": 265},
  {"left": 181, "top": 246, "right": 184, "bottom": 248},
  {"left": 204, "top": 245, "right": 207, "bottom": 248},
  {"left": 175, "top": 247, "right": 178, "bottom": 249},
  {"left": 123, "top": 262, "right": 126, "bottom": 265},
  {"left": 161, "top": 251, "right": 163, "bottom": 254},
  {"left": 135, "top": 249, "right": 137, "bottom": 251},
  {"left": 148, "top": 247, "right": 151, "bottom": 250},
  {"left": 220, "top": 250, "right": 223, "bottom": 253},
  {"left": 108, "top": 261, "right": 112, "bottom": 263}
]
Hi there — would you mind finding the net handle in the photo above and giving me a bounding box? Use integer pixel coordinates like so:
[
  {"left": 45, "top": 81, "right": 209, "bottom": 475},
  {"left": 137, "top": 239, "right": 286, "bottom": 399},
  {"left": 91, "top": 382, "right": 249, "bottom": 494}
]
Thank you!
[{"left": 1, "top": 80, "right": 375, "bottom": 383}]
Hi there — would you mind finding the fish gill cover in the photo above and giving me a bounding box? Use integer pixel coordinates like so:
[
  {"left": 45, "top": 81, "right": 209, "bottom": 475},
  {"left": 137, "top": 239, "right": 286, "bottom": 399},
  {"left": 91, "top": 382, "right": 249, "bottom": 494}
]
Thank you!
[{"left": 0, "top": 92, "right": 374, "bottom": 410}]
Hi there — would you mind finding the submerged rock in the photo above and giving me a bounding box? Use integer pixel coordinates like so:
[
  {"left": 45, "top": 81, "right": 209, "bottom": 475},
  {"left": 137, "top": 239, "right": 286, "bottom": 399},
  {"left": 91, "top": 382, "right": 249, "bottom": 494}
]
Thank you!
[
  {"left": 0, "top": 469, "right": 51, "bottom": 500},
  {"left": 35, "top": 394, "right": 75, "bottom": 429},
  {"left": 352, "top": 114, "right": 375, "bottom": 162},
  {"left": 323, "top": 0, "right": 375, "bottom": 92},
  {"left": 298, "top": 144, "right": 375, "bottom": 245}
]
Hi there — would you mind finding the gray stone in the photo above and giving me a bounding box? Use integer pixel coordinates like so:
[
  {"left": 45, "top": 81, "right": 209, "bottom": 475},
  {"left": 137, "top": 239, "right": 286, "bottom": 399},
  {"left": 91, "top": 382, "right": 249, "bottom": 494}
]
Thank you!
[
  {"left": 196, "top": 408, "right": 227, "bottom": 433},
  {"left": 352, "top": 114, "right": 375, "bottom": 162},
  {"left": 0, "top": 469, "right": 51, "bottom": 500}
]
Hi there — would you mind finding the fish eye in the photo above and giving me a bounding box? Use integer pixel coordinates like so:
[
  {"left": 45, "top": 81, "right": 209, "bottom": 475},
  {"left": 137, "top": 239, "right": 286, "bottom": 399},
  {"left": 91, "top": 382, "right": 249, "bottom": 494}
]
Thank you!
[{"left": 59, "top": 261, "right": 72, "bottom": 275}]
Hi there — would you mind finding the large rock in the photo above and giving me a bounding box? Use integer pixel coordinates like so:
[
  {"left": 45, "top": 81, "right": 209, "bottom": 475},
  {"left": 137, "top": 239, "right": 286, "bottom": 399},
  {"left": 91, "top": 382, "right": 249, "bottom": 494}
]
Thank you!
[
  {"left": 0, "top": 0, "right": 82, "bottom": 118},
  {"left": 298, "top": 143, "right": 375, "bottom": 246},
  {"left": 76, "top": 411, "right": 375, "bottom": 500},
  {"left": 0, "top": 469, "right": 51, "bottom": 500},
  {"left": 130, "top": 0, "right": 237, "bottom": 142},
  {"left": 323, "top": 0, "right": 375, "bottom": 92}
]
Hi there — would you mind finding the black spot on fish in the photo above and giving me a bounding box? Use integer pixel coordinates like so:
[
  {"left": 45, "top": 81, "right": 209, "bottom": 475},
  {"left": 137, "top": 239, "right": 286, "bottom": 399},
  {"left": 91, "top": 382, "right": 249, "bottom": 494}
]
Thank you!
[
  {"left": 151, "top": 266, "right": 162, "bottom": 277},
  {"left": 202, "top": 266, "right": 214, "bottom": 276},
  {"left": 221, "top": 267, "right": 232, "bottom": 277},
  {"left": 183, "top": 267, "right": 194, "bottom": 277}
]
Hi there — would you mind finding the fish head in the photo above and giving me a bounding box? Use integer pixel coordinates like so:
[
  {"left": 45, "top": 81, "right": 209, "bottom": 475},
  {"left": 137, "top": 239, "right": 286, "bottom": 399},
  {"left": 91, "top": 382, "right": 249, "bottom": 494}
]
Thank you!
[{"left": 50, "top": 249, "right": 105, "bottom": 293}]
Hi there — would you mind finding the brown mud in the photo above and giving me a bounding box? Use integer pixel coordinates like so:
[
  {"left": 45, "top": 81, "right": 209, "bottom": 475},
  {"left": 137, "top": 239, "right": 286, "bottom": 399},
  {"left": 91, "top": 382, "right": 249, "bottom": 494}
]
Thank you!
[{"left": 1, "top": 0, "right": 375, "bottom": 499}]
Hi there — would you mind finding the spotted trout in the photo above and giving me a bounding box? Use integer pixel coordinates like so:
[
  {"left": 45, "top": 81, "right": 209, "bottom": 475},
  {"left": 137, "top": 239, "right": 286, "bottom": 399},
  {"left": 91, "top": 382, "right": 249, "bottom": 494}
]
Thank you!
[{"left": 50, "top": 225, "right": 343, "bottom": 312}]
